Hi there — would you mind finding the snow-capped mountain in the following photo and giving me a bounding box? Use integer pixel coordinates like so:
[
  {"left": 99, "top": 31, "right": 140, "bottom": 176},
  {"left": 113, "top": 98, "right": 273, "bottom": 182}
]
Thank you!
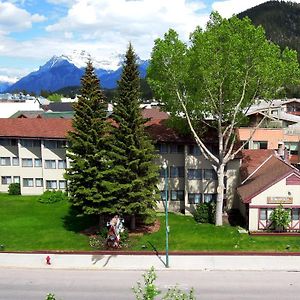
[{"left": 6, "top": 50, "right": 148, "bottom": 93}]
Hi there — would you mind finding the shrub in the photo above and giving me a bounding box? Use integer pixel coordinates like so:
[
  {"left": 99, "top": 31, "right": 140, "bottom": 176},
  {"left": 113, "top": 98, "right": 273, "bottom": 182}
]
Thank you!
[
  {"left": 8, "top": 183, "right": 20, "bottom": 195},
  {"left": 193, "top": 202, "right": 215, "bottom": 224},
  {"left": 270, "top": 204, "right": 291, "bottom": 231},
  {"left": 38, "top": 190, "right": 67, "bottom": 204}
]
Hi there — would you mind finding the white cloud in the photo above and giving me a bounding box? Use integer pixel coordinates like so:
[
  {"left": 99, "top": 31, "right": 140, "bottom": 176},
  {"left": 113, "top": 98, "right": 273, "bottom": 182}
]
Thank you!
[
  {"left": 212, "top": 0, "right": 300, "bottom": 18},
  {"left": 0, "top": 1, "right": 46, "bottom": 34},
  {"left": 45, "top": 0, "right": 209, "bottom": 58}
]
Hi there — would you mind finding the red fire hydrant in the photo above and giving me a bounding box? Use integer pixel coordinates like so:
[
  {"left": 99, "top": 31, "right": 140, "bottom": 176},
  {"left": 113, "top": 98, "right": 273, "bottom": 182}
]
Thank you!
[{"left": 46, "top": 255, "right": 51, "bottom": 265}]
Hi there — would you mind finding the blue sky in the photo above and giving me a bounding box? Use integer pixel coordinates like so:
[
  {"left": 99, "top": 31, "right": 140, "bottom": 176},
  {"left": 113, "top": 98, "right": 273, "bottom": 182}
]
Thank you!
[{"left": 0, "top": 0, "right": 298, "bottom": 81}]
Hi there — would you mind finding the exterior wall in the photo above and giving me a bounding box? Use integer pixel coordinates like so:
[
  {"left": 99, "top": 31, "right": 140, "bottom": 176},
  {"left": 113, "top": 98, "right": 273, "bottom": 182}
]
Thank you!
[
  {"left": 0, "top": 137, "right": 241, "bottom": 214},
  {"left": 248, "top": 175, "right": 300, "bottom": 231},
  {"left": 0, "top": 138, "right": 66, "bottom": 195},
  {"left": 238, "top": 128, "right": 300, "bottom": 149}
]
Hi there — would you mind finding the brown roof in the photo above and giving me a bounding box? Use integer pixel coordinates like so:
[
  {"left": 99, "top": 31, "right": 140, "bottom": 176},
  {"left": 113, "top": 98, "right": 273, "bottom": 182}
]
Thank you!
[
  {"left": 237, "top": 155, "right": 298, "bottom": 203},
  {"left": 0, "top": 118, "right": 72, "bottom": 139},
  {"left": 240, "top": 149, "right": 275, "bottom": 181}
]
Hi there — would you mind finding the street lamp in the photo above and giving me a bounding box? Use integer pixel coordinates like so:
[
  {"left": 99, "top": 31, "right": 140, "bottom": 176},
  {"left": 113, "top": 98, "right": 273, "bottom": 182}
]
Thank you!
[{"left": 162, "top": 159, "right": 169, "bottom": 268}]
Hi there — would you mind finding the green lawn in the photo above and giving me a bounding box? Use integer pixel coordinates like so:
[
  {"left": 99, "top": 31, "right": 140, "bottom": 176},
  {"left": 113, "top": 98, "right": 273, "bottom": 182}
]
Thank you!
[{"left": 1, "top": 193, "right": 300, "bottom": 252}]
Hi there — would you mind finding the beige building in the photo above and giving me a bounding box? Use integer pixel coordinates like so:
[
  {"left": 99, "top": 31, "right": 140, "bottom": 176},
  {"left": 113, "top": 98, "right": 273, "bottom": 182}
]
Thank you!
[{"left": 0, "top": 110, "right": 241, "bottom": 214}]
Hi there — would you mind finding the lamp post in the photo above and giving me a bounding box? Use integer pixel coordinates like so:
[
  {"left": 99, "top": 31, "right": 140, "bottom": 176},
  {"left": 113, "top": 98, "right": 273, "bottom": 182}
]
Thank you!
[{"left": 162, "top": 159, "right": 169, "bottom": 268}]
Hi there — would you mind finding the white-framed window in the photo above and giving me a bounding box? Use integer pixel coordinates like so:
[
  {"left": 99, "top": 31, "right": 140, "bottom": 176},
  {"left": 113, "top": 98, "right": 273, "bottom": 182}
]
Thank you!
[
  {"left": 34, "top": 158, "right": 42, "bottom": 167},
  {"left": 188, "top": 193, "right": 202, "bottom": 204},
  {"left": 0, "top": 157, "right": 11, "bottom": 166},
  {"left": 170, "top": 166, "right": 184, "bottom": 178},
  {"left": 45, "top": 160, "right": 56, "bottom": 169},
  {"left": 171, "top": 190, "right": 184, "bottom": 201},
  {"left": 204, "top": 193, "right": 217, "bottom": 203},
  {"left": 59, "top": 180, "right": 66, "bottom": 189},
  {"left": 23, "top": 178, "right": 34, "bottom": 187},
  {"left": 253, "top": 141, "right": 268, "bottom": 150},
  {"left": 188, "top": 169, "right": 202, "bottom": 180},
  {"left": 58, "top": 160, "right": 66, "bottom": 169},
  {"left": 13, "top": 176, "right": 20, "bottom": 184},
  {"left": 12, "top": 157, "right": 19, "bottom": 166},
  {"left": 46, "top": 180, "right": 57, "bottom": 189},
  {"left": 35, "top": 178, "right": 43, "bottom": 187},
  {"left": 22, "top": 158, "right": 33, "bottom": 167},
  {"left": 203, "top": 169, "right": 217, "bottom": 180},
  {"left": 1, "top": 176, "right": 12, "bottom": 185}
]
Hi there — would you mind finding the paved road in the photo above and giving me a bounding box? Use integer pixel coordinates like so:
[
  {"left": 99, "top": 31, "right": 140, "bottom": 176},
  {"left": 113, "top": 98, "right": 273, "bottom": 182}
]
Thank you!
[{"left": 1, "top": 268, "right": 300, "bottom": 300}]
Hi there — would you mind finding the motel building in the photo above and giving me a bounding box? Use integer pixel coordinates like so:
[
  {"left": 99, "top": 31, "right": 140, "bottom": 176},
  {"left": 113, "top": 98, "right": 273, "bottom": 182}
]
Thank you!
[
  {"left": 238, "top": 152, "right": 300, "bottom": 232},
  {"left": 0, "top": 111, "right": 240, "bottom": 215}
]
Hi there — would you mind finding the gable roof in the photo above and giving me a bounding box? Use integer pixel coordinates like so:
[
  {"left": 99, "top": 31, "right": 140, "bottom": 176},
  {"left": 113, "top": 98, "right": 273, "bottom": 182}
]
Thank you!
[{"left": 237, "top": 155, "right": 300, "bottom": 203}]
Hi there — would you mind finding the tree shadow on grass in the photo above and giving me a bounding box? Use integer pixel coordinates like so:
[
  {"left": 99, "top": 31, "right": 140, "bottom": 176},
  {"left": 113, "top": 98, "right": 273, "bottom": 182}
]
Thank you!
[{"left": 62, "top": 206, "right": 99, "bottom": 233}]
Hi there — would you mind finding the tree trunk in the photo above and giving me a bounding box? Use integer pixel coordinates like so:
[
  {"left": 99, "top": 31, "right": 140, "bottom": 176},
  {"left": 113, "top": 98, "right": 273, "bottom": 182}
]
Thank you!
[
  {"left": 130, "top": 214, "right": 136, "bottom": 231},
  {"left": 98, "top": 214, "right": 106, "bottom": 229},
  {"left": 215, "top": 163, "right": 225, "bottom": 226}
]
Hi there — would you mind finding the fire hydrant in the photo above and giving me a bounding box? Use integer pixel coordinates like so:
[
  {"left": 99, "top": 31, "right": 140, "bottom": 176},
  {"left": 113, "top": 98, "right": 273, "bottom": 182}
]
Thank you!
[{"left": 46, "top": 255, "right": 51, "bottom": 265}]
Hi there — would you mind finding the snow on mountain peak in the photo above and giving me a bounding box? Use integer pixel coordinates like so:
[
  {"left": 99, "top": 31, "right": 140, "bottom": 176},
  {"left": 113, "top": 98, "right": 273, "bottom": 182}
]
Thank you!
[{"left": 61, "top": 50, "right": 125, "bottom": 71}]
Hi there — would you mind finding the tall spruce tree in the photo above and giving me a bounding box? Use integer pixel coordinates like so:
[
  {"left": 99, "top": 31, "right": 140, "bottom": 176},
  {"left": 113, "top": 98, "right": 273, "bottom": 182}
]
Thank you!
[
  {"left": 111, "top": 44, "right": 159, "bottom": 230},
  {"left": 66, "top": 60, "right": 116, "bottom": 224}
]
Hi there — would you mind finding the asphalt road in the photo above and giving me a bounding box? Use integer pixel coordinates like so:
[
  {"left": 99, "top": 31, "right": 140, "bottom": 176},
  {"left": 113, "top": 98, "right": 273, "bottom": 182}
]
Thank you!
[{"left": 0, "top": 268, "right": 300, "bottom": 300}]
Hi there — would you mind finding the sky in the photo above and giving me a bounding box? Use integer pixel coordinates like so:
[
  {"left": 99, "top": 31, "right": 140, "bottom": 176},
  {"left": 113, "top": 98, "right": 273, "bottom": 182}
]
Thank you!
[{"left": 0, "top": 0, "right": 299, "bottom": 81}]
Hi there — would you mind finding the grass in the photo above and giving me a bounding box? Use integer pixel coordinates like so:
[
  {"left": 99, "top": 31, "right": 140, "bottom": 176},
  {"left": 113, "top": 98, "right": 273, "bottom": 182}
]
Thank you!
[{"left": 1, "top": 193, "right": 300, "bottom": 252}]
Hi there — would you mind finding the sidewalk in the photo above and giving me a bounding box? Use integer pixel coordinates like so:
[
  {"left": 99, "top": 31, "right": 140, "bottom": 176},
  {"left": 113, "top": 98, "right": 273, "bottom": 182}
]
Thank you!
[{"left": 1, "top": 252, "right": 300, "bottom": 271}]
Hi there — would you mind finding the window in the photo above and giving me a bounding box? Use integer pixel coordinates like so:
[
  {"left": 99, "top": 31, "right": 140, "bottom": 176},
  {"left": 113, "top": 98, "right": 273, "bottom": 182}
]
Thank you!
[
  {"left": 13, "top": 176, "right": 20, "bottom": 184},
  {"left": 45, "top": 160, "right": 56, "bottom": 169},
  {"left": 22, "top": 158, "right": 33, "bottom": 167},
  {"left": 58, "top": 160, "right": 66, "bottom": 169},
  {"left": 0, "top": 139, "right": 17, "bottom": 146},
  {"left": 203, "top": 169, "right": 217, "bottom": 180},
  {"left": 253, "top": 141, "right": 268, "bottom": 149},
  {"left": 155, "top": 143, "right": 168, "bottom": 154},
  {"left": 188, "top": 145, "right": 201, "bottom": 156},
  {"left": 44, "top": 140, "right": 66, "bottom": 149},
  {"left": 259, "top": 208, "right": 273, "bottom": 221},
  {"left": 285, "top": 142, "right": 298, "bottom": 155},
  {"left": 170, "top": 166, "right": 184, "bottom": 178},
  {"left": 159, "top": 168, "right": 167, "bottom": 178},
  {"left": 240, "top": 141, "right": 249, "bottom": 149},
  {"left": 34, "top": 158, "right": 42, "bottom": 167},
  {"left": 59, "top": 180, "right": 66, "bottom": 189},
  {"left": 0, "top": 157, "right": 11, "bottom": 166},
  {"left": 188, "top": 193, "right": 202, "bottom": 204},
  {"left": 160, "top": 191, "right": 167, "bottom": 201},
  {"left": 188, "top": 169, "right": 202, "bottom": 180},
  {"left": 23, "top": 178, "right": 33, "bottom": 187},
  {"left": 20, "top": 139, "right": 41, "bottom": 148},
  {"left": 170, "top": 144, "right": 184, "bottom": 153},
  {"left": 35, "top": 178, "right": 43, "bottom": 187},
  {"left": 12, "top": 157, "right": 19, "bottom": 166},
  {"left": 171, "top": 190, "right": 184, "bottom": 201},
  {"left": 46, "top": 180, "right": 57, "bottom": 189},
  {"left": 204, "top": 193, "right": 217, "bottom": 203},
  {"left": 292, "top": 209, "right": 300, "bottom": 221},
  {"left": 1, "top": 176, "right": 11, "bottom": 185}
]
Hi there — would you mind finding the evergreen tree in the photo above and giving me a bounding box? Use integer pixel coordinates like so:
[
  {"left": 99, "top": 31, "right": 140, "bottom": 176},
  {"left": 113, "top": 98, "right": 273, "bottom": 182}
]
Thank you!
[
  {"left": 65, "top": 60, "right": 116, "bottom": 223},
  {"left": 111, "top": 44, "right": 159, "bottom": 230}
]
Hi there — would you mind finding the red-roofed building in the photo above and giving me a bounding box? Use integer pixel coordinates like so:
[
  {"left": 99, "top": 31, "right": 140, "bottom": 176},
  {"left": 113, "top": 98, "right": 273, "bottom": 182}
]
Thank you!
[
  {"left": 238, "top": 154, "right": 300, "bottom": 232},
  {"left": 0, "top": 109, "right": 240, "bottom": 215}
]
